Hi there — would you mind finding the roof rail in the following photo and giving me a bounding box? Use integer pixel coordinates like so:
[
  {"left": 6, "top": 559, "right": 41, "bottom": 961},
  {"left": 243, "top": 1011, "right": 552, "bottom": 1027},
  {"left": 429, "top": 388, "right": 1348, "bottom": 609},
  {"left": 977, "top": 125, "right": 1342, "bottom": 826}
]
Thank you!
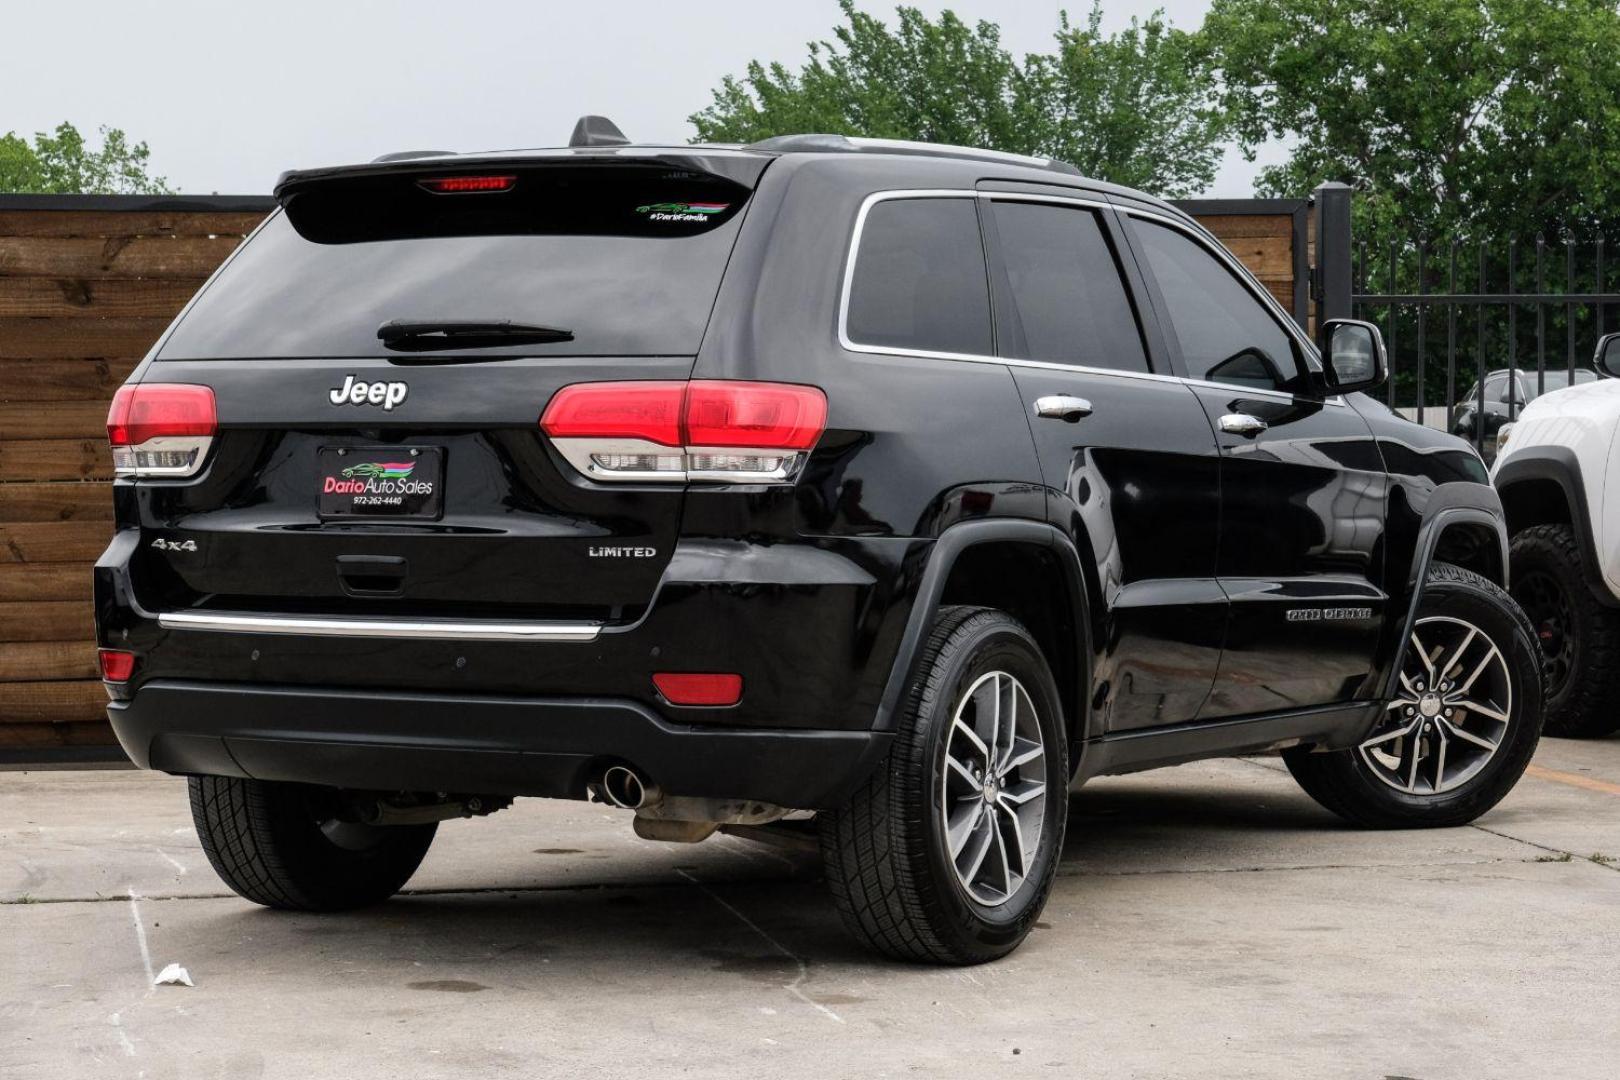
[
  {"left": 742, "top": 133, "right": 1082, "bottom": 176},
  {"left": 371, "top": 150, "right": 455, "bottom": 163}
]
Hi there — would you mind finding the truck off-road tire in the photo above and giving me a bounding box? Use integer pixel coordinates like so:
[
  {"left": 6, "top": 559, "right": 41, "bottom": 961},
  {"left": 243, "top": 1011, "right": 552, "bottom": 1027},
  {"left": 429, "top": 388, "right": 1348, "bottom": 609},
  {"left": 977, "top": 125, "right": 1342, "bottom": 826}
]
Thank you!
[
  {"left": 820, "top": 606, "right": 1068, "bottom": 964},
  {"left": 1509, "top": 524, "right": 1620, "bottom": 738},
  {"left": 190, "top": 776, "right": 436, "bottom": 911},
  {"left": 1283, "top": 563, "right": 1544, "bottom": 828}
]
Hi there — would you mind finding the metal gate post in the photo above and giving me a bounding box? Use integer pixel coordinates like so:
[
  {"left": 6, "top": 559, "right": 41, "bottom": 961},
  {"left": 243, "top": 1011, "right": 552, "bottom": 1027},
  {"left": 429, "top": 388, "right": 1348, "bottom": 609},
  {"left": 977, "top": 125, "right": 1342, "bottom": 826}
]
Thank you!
[{"left": 1314, "top": 182, "right": 1354, "bottom": 327}]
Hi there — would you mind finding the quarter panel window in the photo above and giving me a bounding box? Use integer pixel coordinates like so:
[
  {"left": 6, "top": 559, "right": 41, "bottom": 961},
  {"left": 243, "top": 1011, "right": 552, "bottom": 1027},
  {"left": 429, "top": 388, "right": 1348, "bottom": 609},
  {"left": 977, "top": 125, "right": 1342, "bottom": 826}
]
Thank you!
[
  {"left": 1133, "top": 219, "right": 1300, "bottom": 391},
  {"left": 990, "top": 201, "right": 1149, "bottom": 373},
  {"left": 846, "top": 197, "right": 993, "bottom": 356}
]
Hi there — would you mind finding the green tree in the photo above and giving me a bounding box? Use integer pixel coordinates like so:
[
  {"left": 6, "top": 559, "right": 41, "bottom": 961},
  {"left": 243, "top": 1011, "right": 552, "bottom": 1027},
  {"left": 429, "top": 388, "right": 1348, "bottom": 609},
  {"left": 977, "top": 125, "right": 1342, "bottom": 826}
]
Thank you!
[
  {"left": 1200, "top": 0, "right": 1620, "bottom": 241},
  {"left": 690, "top": 1, "right": 1225, "bottom": 198},
  {"left": 0, "top": 122, "right": 171, "bottom": 194}
]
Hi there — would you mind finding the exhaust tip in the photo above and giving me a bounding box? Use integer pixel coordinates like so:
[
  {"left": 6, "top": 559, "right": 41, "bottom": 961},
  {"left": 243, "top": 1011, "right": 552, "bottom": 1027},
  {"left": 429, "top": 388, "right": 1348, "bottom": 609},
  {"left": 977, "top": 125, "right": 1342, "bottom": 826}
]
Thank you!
[{"left": 600, "top": 765, "right": 650, "bottom": 810}]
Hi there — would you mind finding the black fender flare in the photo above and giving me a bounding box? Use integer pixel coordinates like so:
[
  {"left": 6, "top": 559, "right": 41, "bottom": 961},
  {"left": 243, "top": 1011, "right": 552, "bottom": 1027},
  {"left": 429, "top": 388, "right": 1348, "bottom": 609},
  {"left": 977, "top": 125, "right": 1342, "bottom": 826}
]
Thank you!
[
  {"left": 1381, "top": 500, "right": 1510, "bottom": 699},
  {"left": 1493, "top": 447, "right": 1616, "bottom": 606},
  {"left": 873, "top": 519, "right": 1094, "bottom": 761}
]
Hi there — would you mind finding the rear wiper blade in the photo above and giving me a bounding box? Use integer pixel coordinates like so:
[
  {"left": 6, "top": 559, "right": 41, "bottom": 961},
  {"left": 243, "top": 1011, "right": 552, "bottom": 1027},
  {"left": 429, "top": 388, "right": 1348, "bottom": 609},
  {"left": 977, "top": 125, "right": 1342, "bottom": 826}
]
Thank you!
[{"left": 377, "top": 319, "right": 575, "bottom": 350}]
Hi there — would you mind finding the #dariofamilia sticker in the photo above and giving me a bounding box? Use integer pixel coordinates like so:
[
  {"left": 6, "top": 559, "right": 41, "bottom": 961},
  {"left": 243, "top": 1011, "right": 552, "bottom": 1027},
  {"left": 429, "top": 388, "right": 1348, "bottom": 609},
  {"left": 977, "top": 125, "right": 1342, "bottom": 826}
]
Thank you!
[{"left": 636, "top": 201, "right": 730, "bottom": 222}]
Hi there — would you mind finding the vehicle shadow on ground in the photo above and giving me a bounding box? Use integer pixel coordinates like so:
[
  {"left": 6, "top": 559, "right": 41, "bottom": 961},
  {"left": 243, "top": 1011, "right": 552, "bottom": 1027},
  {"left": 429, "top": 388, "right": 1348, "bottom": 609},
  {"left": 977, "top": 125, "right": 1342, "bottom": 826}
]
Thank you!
[{"left": 179, "top": 772, "right": 1344, "bottom": 979}]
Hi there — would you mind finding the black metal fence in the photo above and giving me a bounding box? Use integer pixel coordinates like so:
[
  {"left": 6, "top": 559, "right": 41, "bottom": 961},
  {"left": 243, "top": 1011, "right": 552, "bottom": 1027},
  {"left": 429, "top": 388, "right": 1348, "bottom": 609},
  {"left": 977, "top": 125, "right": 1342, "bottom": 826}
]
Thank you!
[{"left": 1312, "top": 183, "right": 1620, "bottom": 455}]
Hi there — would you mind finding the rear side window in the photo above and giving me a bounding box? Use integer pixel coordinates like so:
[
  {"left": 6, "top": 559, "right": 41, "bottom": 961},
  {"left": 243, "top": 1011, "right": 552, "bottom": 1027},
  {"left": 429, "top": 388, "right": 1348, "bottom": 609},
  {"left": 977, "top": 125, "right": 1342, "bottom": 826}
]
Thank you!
[
  {"left": 157, "top": 163, "right": 754, "bottom": 359},
  {"left": 989, "top": 201, "right": 1148, "bottom": 372},
  {"left": 1131, "top": 218, "right": 1300, "bottom": 392},
  {"left": 845, "top": 197, "right": 992, "bottom": 357}
]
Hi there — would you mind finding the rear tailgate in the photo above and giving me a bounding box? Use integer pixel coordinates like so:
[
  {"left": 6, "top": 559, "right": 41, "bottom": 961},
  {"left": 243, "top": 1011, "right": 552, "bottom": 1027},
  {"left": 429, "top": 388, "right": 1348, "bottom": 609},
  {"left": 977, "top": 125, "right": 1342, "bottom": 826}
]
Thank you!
[{"left": 125, "top": 155, "right": 766, "bottom": 623}]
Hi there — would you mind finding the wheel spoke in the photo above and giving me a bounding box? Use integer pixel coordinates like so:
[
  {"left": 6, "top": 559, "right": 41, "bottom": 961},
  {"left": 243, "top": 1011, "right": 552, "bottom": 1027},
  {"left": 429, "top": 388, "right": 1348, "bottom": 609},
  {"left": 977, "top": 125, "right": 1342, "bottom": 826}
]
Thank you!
[
  {"left": 1456, "top": 645, "right": 1501, "bottom": 696},
  {"left": 945, "top": 753, "right": 978, "bottom": 789},
  {"left": 960, "top": 812, "right": 995, "bottom": 882},
  {"left": 999, "top": 779, "right": 1044, "bottom": 806},
  {"left": 1439, "top": 716, "right": 1500, "bottom": 752},
  {"left": 1409, "top": 628, "right": 1439, "bottom": 682},
  {"left": 1438, "top": 626, "right": 1478, "bottom": 684},
  {"left": 1432, "top": 725, "right": 1449, "bottom": 790},
  {"left": 1361, "top": 717, "right": 1420, "bottom": 750},
  {"left": 997, "top": 802, "right": 1029, "bottom": 880},
  {"left": 1406, "top": 729, "right": 1423, "bottom": 792},
  {"left": 1000, "top": 738, "right": 1043, "bottom": 776},
  {"left": 993, "top": 823, "right": 1014, "bottom": 896},
  {"left": 971, "top": 676, "right": 1001, "bottom": 762},
  {"left": 952, "top": 717, "right": 989, "bottom": 762},
  {"left": 1452, "top": 697, "right": 1509, "bottom": 725},
  {"left": 947, "top": 803, "right": 983, "bottom": 859}
]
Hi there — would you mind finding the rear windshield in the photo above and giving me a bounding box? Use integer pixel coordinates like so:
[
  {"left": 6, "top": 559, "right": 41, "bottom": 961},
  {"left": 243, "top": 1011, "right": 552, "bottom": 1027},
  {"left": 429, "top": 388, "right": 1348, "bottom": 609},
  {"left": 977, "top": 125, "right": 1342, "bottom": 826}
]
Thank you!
[{"left": 157, "top": 162, "right": 756, "bottom": 360}]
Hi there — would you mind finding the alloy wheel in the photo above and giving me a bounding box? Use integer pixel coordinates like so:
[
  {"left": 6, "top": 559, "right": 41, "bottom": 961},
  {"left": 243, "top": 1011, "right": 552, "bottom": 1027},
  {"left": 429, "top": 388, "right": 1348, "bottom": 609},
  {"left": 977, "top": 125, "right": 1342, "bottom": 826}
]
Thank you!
[
  {"left": 1515, "top": 569, "right": 1574, "bottom": 699},
  {"left": 939, "top": 670, "right": 1048, "bottom": 906},
  {"left": 1361, "top": 615, "right": 1513, "bottom": 795}
]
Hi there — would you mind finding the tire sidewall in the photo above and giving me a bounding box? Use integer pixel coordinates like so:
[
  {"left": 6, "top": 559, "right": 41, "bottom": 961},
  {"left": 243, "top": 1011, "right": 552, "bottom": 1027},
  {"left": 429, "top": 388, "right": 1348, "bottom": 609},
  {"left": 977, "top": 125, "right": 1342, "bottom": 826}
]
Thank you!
[{"left": 911, "top": 617, "right": 1068, "bottom": 956}]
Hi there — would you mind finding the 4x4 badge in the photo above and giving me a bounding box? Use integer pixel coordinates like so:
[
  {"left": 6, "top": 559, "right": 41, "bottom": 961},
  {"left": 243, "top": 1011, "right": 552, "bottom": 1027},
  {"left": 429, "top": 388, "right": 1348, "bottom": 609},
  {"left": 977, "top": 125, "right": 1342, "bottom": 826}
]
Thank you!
[
  {"left": 151, "top": 538, "right": 197, "bottom": 553},
  {"left": 329, "top": 375, "right": 408, "bottom": 411}
]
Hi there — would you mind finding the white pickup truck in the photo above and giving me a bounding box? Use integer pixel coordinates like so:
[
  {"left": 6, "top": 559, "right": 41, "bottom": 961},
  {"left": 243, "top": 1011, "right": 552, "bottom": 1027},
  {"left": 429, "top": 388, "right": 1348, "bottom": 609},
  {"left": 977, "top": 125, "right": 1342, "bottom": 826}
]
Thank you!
[{"left": 1491, "top": 332, "right": 1620, "bottom": 737}]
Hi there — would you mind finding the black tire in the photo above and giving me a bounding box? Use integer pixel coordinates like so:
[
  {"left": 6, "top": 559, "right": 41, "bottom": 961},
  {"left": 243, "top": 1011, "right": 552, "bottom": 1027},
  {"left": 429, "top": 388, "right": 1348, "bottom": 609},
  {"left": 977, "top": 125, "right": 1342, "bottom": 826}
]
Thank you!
[
  {"left": 189, "top": 776, "right": 436, "bottom": 911},
  {"left": 819, "top": 606, "right": 1068, "bottom": 964},
  {"left": 1509, "top": 523, "right": 1620, "bottom": 738},
  {"left": 1283, "top": 563, "right": 1544, "bottom": 828}
]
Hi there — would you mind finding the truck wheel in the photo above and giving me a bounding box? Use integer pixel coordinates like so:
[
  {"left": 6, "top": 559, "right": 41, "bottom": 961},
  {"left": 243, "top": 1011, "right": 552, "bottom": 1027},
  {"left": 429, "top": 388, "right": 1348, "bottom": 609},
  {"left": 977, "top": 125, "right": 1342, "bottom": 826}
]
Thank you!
[
  {"left": 189, "top": 776, "right": 436, "bottom": 911},
  {"left": 1283, "top": 563, "right": 1543, "bottom": 828},
  {"left": 1509, "top": 524, "right": 1620, "bottom": 737},
  {"left": 820, "top": 606, "right": 1068, "bottom": 964}
]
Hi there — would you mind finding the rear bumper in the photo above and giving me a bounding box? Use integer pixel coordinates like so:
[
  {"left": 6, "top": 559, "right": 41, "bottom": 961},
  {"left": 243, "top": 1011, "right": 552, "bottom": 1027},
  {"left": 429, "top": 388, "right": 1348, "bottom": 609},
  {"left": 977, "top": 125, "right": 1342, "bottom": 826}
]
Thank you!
[{"left": 110, "top": 680, "right": 890, "bottom": 809}]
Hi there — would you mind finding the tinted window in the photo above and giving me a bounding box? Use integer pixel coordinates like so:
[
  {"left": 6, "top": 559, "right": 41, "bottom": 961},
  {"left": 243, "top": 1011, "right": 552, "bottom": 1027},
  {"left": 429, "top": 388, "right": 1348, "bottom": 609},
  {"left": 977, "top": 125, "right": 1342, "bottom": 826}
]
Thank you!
[
  {"left": 158, "top": 164, "right": 752, "bottom": 359},
  {"left": 846, "top": 197, "right": 992, "bottom": 356},
  {"left": 1134, "top": 219, "right": 1299, "bottom": 391},
  {"left": 990, "top": 202, "right": 1148, "bottom": 372}
]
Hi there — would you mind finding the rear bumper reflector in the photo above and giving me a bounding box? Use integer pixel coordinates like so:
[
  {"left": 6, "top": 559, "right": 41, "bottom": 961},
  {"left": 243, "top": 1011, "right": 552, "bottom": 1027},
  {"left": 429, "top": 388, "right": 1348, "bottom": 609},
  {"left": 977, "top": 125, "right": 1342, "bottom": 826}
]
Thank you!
[{"left": 156, "top": 611, "right": 601, "bottom": 643}]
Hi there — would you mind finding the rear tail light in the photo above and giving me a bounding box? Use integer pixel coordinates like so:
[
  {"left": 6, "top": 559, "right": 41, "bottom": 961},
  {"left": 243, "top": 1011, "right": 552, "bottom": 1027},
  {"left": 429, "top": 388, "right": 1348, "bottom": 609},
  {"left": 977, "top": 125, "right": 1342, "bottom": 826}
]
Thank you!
[
  {"left": 653, "top": 672, "right": 743, "bottom": 707},
  {"left": 541, "top": 381, "right": 827, "bottom": 483},
  {"left": 417, "top": 175, "right": 517, "bottom": 194},
  {"left": 98, "top": 649, "right": 136, "bottom": 683},
  {"left": 107, "top": 384, "right": 217, "bottom": 478}
]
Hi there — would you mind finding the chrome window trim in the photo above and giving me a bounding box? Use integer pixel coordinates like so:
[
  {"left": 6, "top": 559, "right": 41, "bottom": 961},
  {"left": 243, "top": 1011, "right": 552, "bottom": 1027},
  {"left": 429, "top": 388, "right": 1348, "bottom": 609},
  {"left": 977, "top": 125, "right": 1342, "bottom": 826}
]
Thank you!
[
  {"left": 157, "top": 611, "right": 602, "bottom": 643},
  {"left": 837, "top": 188, "right": 1342, "bottom": 407}
]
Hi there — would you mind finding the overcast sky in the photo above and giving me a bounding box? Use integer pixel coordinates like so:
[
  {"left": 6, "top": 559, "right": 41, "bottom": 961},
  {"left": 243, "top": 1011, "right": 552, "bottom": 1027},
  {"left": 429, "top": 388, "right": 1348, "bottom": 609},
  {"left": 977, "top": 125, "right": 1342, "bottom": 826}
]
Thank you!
[{"left": 5, "top": 0, "right": 1285, "bottom": 197}]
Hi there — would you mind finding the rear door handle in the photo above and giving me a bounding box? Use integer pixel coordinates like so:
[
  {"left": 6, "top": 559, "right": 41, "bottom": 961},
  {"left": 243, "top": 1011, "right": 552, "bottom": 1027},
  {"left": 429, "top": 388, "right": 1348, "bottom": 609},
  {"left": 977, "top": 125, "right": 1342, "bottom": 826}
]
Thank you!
[
  {"left": 1034, "top": 395, "right": 1094, "bottom": 422},
  {"left": 1219, "top": 413, "right": 1268, "bottom": 436}
]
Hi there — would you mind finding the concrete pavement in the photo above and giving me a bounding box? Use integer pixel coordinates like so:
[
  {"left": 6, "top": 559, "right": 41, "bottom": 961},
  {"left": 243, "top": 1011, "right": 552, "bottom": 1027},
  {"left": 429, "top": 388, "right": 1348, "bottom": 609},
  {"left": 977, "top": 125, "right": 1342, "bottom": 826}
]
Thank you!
[{"left": 3, "top": 737, "right": 1618, "bottom": 1079}]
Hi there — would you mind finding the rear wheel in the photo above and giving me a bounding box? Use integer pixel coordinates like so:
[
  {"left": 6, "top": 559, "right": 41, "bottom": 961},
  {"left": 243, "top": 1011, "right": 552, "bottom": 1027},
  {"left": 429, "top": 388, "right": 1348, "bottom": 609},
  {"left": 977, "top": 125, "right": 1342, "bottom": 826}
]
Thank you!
[
  {"left": 1284, "top": 563, "right": 1543, "bottom": 828},
  {"left": 820, "top": 606, "right": 1068, "bottom": 964},
  {"left": 1509, "top": 524, "right": 1620, "bottom": 737},
  {"left": 190, "top": 776, "right": 436, "bottom": 911}
]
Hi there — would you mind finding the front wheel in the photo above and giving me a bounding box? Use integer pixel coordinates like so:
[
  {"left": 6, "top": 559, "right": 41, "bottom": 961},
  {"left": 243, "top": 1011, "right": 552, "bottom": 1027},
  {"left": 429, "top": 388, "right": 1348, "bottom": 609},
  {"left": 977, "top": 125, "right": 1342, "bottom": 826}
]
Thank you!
[
  {"left": 190, "top": 776, "right": 436, "bottom": 911},
  {"left": 1509, "top": 524, "right": 1620, "bottom": 737},
  {"left": 1284, "top": 563, "right": 1544, "bottom": 828},
  {"left": 820, "top": 606, "right": 1068, "bottom": 964}
]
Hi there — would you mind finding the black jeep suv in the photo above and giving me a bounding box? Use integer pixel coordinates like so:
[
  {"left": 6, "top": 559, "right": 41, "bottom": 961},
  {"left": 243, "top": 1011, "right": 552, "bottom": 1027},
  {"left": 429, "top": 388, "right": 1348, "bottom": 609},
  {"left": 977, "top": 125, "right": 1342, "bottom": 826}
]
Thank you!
[{"left": 97, "top": 122, "right": 1544, "bottom": 964}]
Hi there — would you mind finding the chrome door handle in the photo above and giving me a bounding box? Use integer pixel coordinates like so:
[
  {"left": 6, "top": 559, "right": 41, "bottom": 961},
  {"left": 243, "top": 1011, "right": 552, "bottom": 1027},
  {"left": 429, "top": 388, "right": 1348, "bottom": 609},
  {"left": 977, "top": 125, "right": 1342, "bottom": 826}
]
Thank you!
[
  {"left": 1219, "top": 413, "right": 1268, "bottom": 436},
  {"left": 1034, "top": 395, "right": 1094, "bottom": 422}
]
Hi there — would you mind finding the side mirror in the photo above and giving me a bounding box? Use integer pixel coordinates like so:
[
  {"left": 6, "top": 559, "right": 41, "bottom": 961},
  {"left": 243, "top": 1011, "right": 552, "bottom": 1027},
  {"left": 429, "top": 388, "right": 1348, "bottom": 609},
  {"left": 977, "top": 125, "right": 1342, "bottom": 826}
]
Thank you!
[
  {"left": 1596, "top": 333, "right": 1620, "bottom": 379},
  {"left": 1319, "top": 318, "right": 1387, "bottom": 395}
]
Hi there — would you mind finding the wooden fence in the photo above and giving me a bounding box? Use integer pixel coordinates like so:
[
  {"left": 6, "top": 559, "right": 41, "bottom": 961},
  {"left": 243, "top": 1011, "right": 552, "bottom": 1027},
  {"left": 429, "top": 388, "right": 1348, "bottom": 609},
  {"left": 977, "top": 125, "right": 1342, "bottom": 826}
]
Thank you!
[{"left": 0, "top": 192, "right": 1309, "bottom": 761}]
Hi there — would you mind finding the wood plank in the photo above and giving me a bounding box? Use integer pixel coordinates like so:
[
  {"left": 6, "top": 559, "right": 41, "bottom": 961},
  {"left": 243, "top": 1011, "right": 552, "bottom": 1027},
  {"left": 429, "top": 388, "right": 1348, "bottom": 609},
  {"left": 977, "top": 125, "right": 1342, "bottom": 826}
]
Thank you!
[
  {"left": 0, "top": 601, "right": 95, "bottom": 641},
  {"left": 0, "top": 721, "right": 118, "bottom": 749},
  {"left": 0, "top": 399, "right": 108, "bottom": 439},
  {"left": 0, "top": 358, "right": 138, "bottom": 401},
  {"left": 0, "top": 680, "right": 108, "bottom": 725},
  {"left": 0, "top": 640, "right": 97, "bottom": 681},
  {"left": 1212, "top": 235, "right": 1293, "bottom": 279},
  {"left": 1194, "top": 213, "right": 1294, "bottom": 240},
  {"left": 0, "top": 210, "right": 267, "bottom": 239},
  {"left": 0, "top": 563, "right": 93, "bottom": 602},
  {"left": 0, "top": 521, "right": 112, "bottom": 563},
  {"left": 0, "top": 277, "right": 203, "bottom": 318},
  {"left": 0, "top": 482, "right": 112, "bottom": 522},
  {"left": 0, "top": 236, "right": 243, "bottom": 279},
  {"left": 0, "top": 318, "right": 170, "bottom": 359},
  {"left": 0, "top": 439, "right": 112, "bottom": 482}
]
